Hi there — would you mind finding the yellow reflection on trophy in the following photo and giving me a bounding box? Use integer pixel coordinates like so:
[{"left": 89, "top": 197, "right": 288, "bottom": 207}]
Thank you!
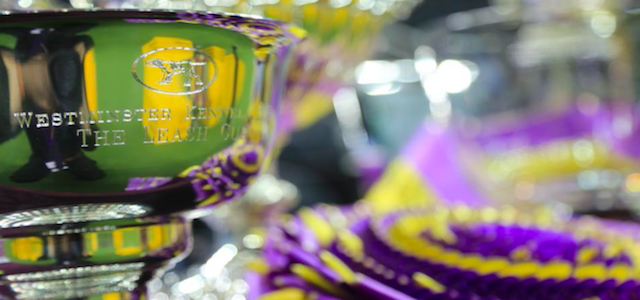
[
  {"left": 141, "top": 37, "right": 197, "bottom": 145},
  {"left": 195, "top": 46, "right": 245, "bottom": 128}
]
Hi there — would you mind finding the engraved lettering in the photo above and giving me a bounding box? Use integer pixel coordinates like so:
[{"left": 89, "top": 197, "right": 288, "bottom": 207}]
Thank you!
[
  {"left": 123, "top": 109, "right": 133, "bottom": 122},
  {"left": 94, "top": 130, "right": 110, "bottom": 147},
  {"left": 221, "top": 123, "right": 230, "bottom": 140},
  {"left": 113, "top": 130, "right": 126, "bottom": 146},
  {"left": 148, "top": 108, "right": 159, "bottom": 121},
  {"left": 89, "top": 111, "right": 97, "bottom": 124},
  {"left": 85, "top": 111, "right": 97, "bottom": 125},
  {"left": 198, "top": 107, "right": 208, "bottom": 120},
  {"left": 64, "top": 112, "right": 78, "bottom": 125},
  {"left": 186, "top": 127, "right": 196, "bottom": 142},
  {"left": 134, "top": 109, "right": 145, "bottom": 122},
  {"left": 161, "top": 108, "right": 171, "bottom": 121},
  {"left": 172, "top": 128, "right": 183, "bottom": 143},
  {"left": 143, "top": 126, "right": 154, "bottom": 144},
  {"left": 220, "top": 123, "right": 244, "bottom": 141},
  {"left": 180, "top": 106, "right": 250, "bottom": 121},
  {"left": 207, "top": 107, "right": 219, "bottom": 119},
  {"left": 77, "top": 129, "right": 91, "bottom": 148},
  {"left": 186, "top": 106, "right": 197, "bottom": 120},
  {"left": 13, "top": 112, "right": 33, "bottom": 129},
  {"left": 196, "top": 126, "right": 208, "bottom": 141},
  {"left": 156, "top": 128, "right": 169, "bottom": 144},
  {"left": 51, "top": 113, "right": 63, "bottom": 127},
  {"left": 13, "top": 106, "right": 212, "bottom": 143},
  {"left": 107, "top": 110, "right": 120, "bottom": 123},
  {"left": 95, "top": 111, "right": 104, "bottom": 124},
  {"left": 223, "top": 108, "right": 234, "bottom": 119},
  {"left": 35, "top": 114, "right": 49, "bottom": 128}
]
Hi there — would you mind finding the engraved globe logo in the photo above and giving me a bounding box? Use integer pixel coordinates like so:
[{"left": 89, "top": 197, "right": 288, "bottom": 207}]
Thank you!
[{"left": 132, "top": 46, "right": 217, "bottom": 95}]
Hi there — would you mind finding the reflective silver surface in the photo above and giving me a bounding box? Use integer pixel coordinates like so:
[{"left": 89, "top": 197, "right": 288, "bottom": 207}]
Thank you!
[
  {"left": 0, "top": 10, "right": 303, "bottom": 300},
  {"left": 0, "top": 10, "right": 301, "bottom": 215}
]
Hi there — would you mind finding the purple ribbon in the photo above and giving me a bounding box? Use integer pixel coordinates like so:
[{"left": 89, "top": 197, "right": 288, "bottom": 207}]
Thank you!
[{"left": 401, "top": 123, "right": 489, "bottom": 206}]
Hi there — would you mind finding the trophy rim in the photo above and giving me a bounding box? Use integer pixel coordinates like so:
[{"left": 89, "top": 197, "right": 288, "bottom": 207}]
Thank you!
[
  {"left": 0, "top": 179, "right": 197, "bottom": 215},
  {"left": 0, "top": 9, "right": 305, "bottom": 48},
  {"left": 0, "top": 9, "right": 266, "bottom": 24}
]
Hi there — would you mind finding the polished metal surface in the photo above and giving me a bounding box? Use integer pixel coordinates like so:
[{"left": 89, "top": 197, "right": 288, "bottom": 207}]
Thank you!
[
  {"left": 0, "top": 215, "right": 192, "bottom": 299},
  {"left": 0, "top": 203, "right": 150, "bottom": 228},
  {"left": 0, "top": 10, "right": 301, "bottom": 217},
  {"left": 0, "top": 10, "right": 303, "bottom": 299}
]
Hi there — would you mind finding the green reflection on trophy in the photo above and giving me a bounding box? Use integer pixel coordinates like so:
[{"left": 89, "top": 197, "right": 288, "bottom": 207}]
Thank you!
[{"left": 1, "top": 19, "right": 254, "bottom": 192}]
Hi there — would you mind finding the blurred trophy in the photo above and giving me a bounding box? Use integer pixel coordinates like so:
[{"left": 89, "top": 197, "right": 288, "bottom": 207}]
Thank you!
[
  {"left": 404, "top": 0, "right": 640, "bottom": 214},
  {"left": 0, "top": 9, "right": 302, "bottom": 299}
]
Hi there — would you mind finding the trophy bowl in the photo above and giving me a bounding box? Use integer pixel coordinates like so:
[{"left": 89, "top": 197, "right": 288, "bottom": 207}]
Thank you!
[{"left": 0, "top": 9, "right": 302, "bottom": 300}]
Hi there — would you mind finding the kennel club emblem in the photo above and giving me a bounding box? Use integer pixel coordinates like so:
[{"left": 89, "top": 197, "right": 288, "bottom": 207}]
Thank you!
[{"left": 132, "top": 46, "right": 216, "bottom": 95}]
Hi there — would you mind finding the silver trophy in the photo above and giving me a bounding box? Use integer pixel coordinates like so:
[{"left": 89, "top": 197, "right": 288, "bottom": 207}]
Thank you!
[{"left": 0, "top": 9, "right": 302, "bottom": 299}]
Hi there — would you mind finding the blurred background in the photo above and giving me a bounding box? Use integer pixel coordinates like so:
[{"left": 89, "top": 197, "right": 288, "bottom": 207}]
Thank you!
[{"left": 280, "top": 0, "right": 495, "bottom": 208}]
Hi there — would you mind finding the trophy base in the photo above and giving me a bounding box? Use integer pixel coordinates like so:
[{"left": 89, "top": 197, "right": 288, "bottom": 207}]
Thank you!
[
  {"left": 0, "top": 204, "right": 151, "bottom": 229},
  {"left": 7, "top": 265, "right": 148, "bottom": 300},
  {"left": 0, "top": 209, "right": 192, "bottom": 300}
]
